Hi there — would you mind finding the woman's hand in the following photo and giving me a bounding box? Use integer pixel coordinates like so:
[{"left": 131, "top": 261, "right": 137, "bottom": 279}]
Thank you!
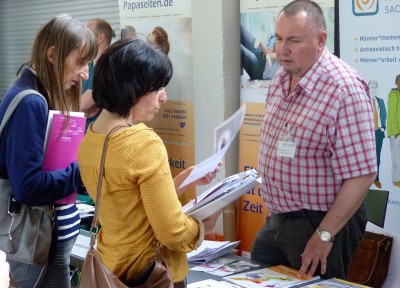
[
  {"left": 174, "top": 162, "right": 223, "bottom": 197},
  {"left": 192, "top": 161, "right": 223, "bottom": 186}
]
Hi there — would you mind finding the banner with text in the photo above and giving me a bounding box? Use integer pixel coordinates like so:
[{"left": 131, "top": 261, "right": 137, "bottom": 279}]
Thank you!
[
  {"left": 118, "top": 0, "right": 195, "bottom": 203},
  {"left": 340, "top": 0, "right": 400, "bottom": 234}
]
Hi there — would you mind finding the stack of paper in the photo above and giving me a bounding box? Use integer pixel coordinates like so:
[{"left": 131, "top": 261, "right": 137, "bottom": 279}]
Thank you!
[
  {"left": 184, "top": 169, "right": 261, "bottom": 221},
  {"left": 293, "top": 278, "right": 371, "bottom": 288},
  {"left": 187, "top": 240, "right": 240, "bottom": 263},
  {"left": 76, "top": 203, "right": 95, "bottom": 219},
  {"left": 188, "top": 279, "right": 242, "bottom": 288},
  {"left": 191, "top": 257, "right": 260, "bottom": 276}
]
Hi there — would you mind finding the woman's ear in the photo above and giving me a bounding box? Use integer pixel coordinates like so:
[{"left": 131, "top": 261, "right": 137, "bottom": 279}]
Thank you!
[{"left": 46, "top": 46, "right": 56, "bottom": 64}]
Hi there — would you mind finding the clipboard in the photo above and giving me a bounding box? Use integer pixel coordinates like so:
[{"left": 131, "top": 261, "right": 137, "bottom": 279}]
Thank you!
[{"left": 185, "top": 169, "right": 262, "bottom": 221}]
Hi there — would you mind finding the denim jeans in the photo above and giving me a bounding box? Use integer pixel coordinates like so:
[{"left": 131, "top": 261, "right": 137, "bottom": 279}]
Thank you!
[
  {"left": 240, "top": 24, "right": 264, "bottom": 80},
  {"left": 8, "top": 259, "right": 46, "bottom": 288},
  {"left": 40, "top": 236, "right": 77, "bottom": 288},
  {"left": 9, "top": 236, "right": 77, "bottom": 288}
]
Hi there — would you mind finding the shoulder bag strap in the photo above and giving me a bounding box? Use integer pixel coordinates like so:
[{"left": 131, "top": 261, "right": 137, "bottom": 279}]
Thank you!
[
  {"left": 0, "top": 90, "right": 51, "bottom": 214},
  {"left": 0, "top": 89, "right": 47, "bottom": 138},
  {"left": 89, "top": 124, "right": 130, "bottom": 247}
]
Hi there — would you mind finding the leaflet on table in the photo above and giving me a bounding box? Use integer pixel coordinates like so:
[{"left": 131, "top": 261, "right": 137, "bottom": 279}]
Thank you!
[
  {"left": 179, "top": 104, "right": 246, "bottom": 189},
  {"left": 185, "top": 169, "right": 261, "bottom": 221},
  {"left": 43, "top": 110, "right": 86, "bottom": 204},
  {"left": 187, "top": 240, "right": 240, "bottom": 263},
  {"left": 187, "top": 279, "right": 243, "bottom": 288},
  {"left": 291, "top": 278, "right": 371, "bottom": 288},
  {"left": 190, "top": 257, "right": 237, "bottom": 272},
  {"left": 191, "top": 257, "right": 260, "bottom": 276},
  {"left": 208, "top": 260, "right": 261, "bottom": 277},
  {"left": 223, "top": 265, "right": 319, "bottom": 288}
]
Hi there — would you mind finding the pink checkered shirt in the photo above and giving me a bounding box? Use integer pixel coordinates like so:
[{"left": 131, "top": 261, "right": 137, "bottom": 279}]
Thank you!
[{"left": 258, "top": 48, "right": 377, "bottom": 213}]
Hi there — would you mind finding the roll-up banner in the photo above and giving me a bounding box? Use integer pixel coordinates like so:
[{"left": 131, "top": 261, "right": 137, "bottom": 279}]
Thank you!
[
  {"left": 340, "top": 0, "right": 400, "bottom": 235},
  {"left": 118, "top": 0, "right": 195, "bottom": 203}
]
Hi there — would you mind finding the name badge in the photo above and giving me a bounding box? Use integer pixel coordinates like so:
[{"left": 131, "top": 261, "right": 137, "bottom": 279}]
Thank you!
[{"left": 277, "top": 141, "right": 297, "bottom": 158}]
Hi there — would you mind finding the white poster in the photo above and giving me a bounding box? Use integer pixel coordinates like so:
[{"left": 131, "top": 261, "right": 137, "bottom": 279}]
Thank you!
[
  {"left": 118, "top": 0, "right": 196, "bottom": 204},
  {"left": 340, "top": 0, "right": 400, "bottom": 234}
]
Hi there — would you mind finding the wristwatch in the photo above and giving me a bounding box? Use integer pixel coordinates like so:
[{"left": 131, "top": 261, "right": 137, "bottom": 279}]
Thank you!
[{"left": 316, "top": 226, "right": 335, "bottom": 242}]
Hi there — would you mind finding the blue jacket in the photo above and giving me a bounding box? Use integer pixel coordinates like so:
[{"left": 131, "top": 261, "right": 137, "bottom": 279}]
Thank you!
[{"left": 0, "top": 68, "right": 79, "bottom": 206}]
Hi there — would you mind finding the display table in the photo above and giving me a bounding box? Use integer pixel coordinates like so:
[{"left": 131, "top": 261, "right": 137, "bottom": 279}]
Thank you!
[{"left": 70, "top": 230, "right": 263, "bottom": 284}]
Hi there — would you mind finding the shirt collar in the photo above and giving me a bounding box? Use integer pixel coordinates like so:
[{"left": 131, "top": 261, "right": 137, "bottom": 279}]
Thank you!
[{"left": 274, "top": 48, "right": 329, "bottom": 98}]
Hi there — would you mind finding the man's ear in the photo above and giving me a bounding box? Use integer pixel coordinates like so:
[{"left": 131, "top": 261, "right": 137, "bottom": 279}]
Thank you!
[
  {"left": 46, "top": 46, "right": 56, "bottom": 64},
  {"left": 98, "top": 32, "right": 106, "bottom": 44},
  {"left": 318, "top": 31, "right": 327, "bottom": 47}
]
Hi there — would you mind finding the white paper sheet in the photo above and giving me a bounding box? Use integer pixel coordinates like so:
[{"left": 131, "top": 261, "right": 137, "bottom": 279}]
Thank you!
[{"left": 179, "top": 105, "right": 246, "bottom": 189}]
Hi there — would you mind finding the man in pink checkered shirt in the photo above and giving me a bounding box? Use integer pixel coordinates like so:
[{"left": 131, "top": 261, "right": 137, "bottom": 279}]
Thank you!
[{"left": 251, "top": 0, "right": 377, "bottom": 281}]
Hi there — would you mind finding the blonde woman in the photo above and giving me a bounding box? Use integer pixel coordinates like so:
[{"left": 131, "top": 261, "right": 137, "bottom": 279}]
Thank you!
[{"left": 0, "top": 14, "right": 97, "bottom": 287}]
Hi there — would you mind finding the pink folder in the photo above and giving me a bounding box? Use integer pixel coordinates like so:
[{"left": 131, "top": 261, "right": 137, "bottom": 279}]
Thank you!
[{"left": 43, "top": 112, "right": 86, "bottom": 204}]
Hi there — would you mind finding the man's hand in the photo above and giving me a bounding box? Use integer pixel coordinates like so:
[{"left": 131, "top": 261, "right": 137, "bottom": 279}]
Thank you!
[
  {"left": 298, "top": 233, "right": 333, "bottom": 278},
  {"left": 80, "top": 89, "right": 99, "bottom": 117},
  {"left": 202, "top": 209, "right": 222, "bottom": 234}
]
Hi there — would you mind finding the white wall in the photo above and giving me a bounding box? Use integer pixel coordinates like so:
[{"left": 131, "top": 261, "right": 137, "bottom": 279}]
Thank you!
[
  {"left": 0, "top": 0, "right": 120, "bottom": 99},
  {"left": 192, "top": 0, "right": 240, "bottom": 239}
]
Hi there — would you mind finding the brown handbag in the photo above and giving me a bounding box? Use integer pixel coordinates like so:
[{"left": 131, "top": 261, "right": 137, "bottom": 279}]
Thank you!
[
  {"left": 347, "top": 231, "right": 393, "bottom": 288},
  {"left": 78, "top": 124, "right": 173, "bottom": 288}
]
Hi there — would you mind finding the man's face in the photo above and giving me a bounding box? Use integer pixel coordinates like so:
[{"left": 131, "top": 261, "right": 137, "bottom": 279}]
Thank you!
[
  {"left": 86, "top": 21, "right": 101, "bottom": 58},
  {"left": 275, "top": 12, "right": 326, "bottom": 80},
  {"left": 369, "top": 83, "right": 378, "bottom": 97},
  {"left": 86, "top": 21, "right": 101, "bottom": 47},
  {"left": 396, "top": 78, "right": 400, "bottom": 89}
]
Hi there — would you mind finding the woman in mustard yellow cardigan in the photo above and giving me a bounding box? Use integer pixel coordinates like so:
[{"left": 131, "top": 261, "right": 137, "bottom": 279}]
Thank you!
[{"left": 78, "top": 38, "right": 221, "bottom": 288}]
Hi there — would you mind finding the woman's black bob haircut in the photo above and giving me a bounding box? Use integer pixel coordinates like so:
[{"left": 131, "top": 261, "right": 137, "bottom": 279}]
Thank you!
[{"left": 92, "top": 38, "right": 173, "bottom": 118}]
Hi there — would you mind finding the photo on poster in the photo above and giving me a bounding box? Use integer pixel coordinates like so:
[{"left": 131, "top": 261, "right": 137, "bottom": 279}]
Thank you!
[
  {"left": 239, "top": 1, "right": 335, "bottom": 102},
  {"left": 121, "top": 18, "right": 193, "bottom": 102},
  {"left": 240, "top": 10, "right": 280, "bottom": 97}
]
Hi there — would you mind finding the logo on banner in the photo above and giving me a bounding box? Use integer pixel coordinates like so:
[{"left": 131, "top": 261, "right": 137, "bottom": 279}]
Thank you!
[{"left": 353, "top": 0, "right": 379, "bottom": 16}]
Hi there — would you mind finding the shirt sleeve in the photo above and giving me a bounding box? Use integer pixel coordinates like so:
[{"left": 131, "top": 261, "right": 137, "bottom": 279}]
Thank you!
[
  {"left": 133, "top": 131, "right": 201, "bottom": 252},
  {"left": 330, "top": 84, "right": 377, "bottom": 179},
  {"left": 387, "top": 90, "right": 400, "bottom": 135},
  {"left": 5, "top": 95, "right": 80, "bottom": 206}
]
